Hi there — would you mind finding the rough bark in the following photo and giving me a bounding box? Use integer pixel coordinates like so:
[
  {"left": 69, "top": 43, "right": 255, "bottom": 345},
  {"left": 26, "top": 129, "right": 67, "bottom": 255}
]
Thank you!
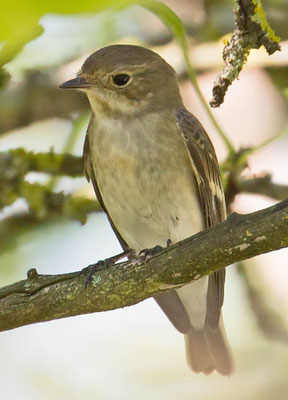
[
  {"left": 210, "top": 0, "right": 281, "bottom": 107},
  {"left": 0, "top": 198, "right": 287, "bottom": 333}
]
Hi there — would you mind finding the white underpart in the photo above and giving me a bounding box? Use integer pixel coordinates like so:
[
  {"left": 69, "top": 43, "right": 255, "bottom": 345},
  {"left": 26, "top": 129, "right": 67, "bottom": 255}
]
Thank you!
[
  {"left": 170, "top": 206, "right": 208, "bottom": 330},
  {"left": 87, "top": 108, "right": 208, "bottom": 331}
]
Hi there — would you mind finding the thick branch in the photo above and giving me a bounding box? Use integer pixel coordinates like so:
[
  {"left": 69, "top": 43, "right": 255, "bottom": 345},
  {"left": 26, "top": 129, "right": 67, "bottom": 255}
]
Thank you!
[{"left": 0, "top": 199, "right": 287, "bottom": 332}]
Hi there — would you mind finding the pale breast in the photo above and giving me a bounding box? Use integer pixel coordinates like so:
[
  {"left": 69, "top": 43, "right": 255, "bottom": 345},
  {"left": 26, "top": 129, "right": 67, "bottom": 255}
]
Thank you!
[{"left": 88, "top": 112, "right": 203, "bottom": 252}]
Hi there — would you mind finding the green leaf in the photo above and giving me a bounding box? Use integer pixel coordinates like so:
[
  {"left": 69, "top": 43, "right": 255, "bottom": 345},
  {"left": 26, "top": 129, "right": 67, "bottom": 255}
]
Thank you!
[{"left": 0, "top": 1, "right": 186, "bottom": 65}]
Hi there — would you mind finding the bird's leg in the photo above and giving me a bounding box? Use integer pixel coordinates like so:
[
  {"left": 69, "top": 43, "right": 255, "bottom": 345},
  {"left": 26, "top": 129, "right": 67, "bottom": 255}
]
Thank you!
[
  {"left": 139, "top": 239, "right": 172, "bottom": 261},
  {"left": 81, "top": 248, "right": 135, "bottom": 288}
]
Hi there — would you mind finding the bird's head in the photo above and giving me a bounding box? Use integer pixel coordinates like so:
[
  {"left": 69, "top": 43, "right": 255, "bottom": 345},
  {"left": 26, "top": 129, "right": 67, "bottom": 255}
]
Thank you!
[{"left": 60, "top": 44, "right": 182, "bottom": 117}]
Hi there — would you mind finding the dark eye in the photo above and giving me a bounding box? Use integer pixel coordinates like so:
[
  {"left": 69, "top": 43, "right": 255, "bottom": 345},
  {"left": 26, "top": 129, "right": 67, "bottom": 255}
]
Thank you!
[{"left": 112, "top": 74, "right": 130, "bottom": 86}]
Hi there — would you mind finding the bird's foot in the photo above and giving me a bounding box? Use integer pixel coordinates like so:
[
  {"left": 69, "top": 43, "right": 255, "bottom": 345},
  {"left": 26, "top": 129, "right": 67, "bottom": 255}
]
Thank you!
[
  {"left": 81, "top": 260, "right": 107, "bottom": 288},
  {"left": 81, "top": 248, "right": 134, "bottom": 288},
  {"left": 139, "top": 239, "right": 172, "bottom": 261}
]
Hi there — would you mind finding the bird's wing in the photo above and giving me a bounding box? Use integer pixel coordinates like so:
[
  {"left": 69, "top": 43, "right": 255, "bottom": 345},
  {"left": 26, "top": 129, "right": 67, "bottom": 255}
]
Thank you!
[
  {"left": 176, "top": 108, "right": 227, "bottom": 330},
  {"left": 83, "top": 116, "right": 129, "bottom": 251}
]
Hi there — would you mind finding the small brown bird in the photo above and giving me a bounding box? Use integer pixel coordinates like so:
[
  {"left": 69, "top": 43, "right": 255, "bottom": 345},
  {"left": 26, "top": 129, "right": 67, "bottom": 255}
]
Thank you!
[{"left": 60, "top": 44, "right": 233, "bottom": 375}]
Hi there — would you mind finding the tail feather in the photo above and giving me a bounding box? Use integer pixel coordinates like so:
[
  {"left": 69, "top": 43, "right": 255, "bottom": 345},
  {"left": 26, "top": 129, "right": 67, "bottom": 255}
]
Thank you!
[
  {"left": 205, "top": 318, "right": 234, "bottom": 375},
  {"left": 184, "top": 327, "right": 214, "bottom": 374},
  {"left": 154, "top": 290, "right": 234, "bottom": 375},
  {"left": 154, "top": 291, "right": 191, "bottom": 334},
  {"left": 185, "top": 318, "right": 234, "bottom": 376}
]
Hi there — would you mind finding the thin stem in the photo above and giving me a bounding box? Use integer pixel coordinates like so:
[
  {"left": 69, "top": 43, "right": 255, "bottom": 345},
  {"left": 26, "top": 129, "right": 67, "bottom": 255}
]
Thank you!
[{"left": 182, "top": 48, "right": 235, "bottom": 155}]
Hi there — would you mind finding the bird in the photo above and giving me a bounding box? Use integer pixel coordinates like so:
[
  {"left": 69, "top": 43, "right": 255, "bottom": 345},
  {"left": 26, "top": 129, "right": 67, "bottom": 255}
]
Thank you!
[{"left": 60, "top": 44, "right": 233, "bottom": 375}]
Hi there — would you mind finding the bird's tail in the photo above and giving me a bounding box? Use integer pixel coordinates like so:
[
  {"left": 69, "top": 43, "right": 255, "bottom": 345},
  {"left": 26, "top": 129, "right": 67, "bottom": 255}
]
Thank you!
[{"left": 184, "top": 316, "right": 234, "bottom": 376}]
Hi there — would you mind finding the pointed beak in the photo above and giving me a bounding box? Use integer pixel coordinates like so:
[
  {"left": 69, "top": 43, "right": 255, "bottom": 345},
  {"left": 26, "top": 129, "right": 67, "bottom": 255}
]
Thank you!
[{"left": 59, "top": 77, "right": 92, "bottom": 89}]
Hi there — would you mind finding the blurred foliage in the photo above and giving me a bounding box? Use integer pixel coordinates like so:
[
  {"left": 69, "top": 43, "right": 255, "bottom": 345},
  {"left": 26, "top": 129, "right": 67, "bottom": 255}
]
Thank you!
[
  {"left": 2, "top": 1, "right": 229, "bottom": 147},
  {"left": 0, "top": 0, "right": 186, "bottom": 67},
  {"left": 0, "top": 70, "right": 88, "bottom": 133},
  {"left": 0, "top": 148, "right": 98, "bottom": 222},
  {"left": 1, "top": 0, "right": 283, "bottom": 152},
  {"left": 238, "top": 261, "right": 288, "bottom": 343},
  {"left": 0, "top": 148, "right": 82, "bottom": 179},
  {"left": 267, "top": 66, "right": 288, "bottom": 95}
]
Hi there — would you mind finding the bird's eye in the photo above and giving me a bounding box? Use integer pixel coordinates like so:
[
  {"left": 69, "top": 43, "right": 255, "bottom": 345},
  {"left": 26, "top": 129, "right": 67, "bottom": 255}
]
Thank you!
[{"left": 112, "top": 74, "right": 131, "bottom": 87}]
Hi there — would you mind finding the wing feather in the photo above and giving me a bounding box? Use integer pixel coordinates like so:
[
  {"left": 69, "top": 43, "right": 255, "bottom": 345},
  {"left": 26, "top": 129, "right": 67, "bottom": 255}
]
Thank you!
[{"left": 176, "top": 108, "right": 226, "bottom": 330}]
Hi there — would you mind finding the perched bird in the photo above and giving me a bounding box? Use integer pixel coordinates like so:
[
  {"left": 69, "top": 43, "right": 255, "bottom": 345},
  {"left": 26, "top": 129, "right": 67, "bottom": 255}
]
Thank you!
[{"left": 60, "top": 44, "right": 233, "bottom": 375}]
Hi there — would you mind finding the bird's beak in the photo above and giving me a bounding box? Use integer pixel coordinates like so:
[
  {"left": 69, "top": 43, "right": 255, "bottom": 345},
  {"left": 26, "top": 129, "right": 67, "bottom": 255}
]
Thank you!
[{"left": 59, "top": 77, "right": 92, "bottom": 89}]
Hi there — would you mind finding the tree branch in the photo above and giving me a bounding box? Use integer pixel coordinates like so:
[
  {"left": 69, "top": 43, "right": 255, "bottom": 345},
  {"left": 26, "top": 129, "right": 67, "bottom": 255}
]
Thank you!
[
  {"left": 0, "top": 199, "right": 287, "bottom": 333},
  {"left": 0, "top": 149, "right": 83, "bottom": 178},
  {"left": 210, "top": 0, "right": 281, "bottom": 107},
  {"left": 0, "top": 71, "right": 88, "bottom": 134},
  {"left": 238, "top": 175, "right": 288, "bottom": 201},
  {"left": 0, "top": 149, "right": 99, "bottom": 222},
  {"left": 225, "top": 171, "right": 288, "bottom": 206}
]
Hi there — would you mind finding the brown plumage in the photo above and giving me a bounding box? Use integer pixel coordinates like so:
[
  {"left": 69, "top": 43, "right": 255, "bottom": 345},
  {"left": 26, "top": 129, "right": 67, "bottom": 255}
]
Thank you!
[{"left": 60, "top": 44, "right": 233, "bottom": 375}]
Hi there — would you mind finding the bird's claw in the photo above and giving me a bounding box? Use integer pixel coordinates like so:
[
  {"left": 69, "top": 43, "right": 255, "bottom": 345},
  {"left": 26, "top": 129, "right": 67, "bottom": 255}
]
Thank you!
[
  {"left": 81, "top": 248, "right": 135, "bottom": 288},
  {"left": 81, "top": 260, "right": 108, "bottom": 288},
  {"left": 139, "top": 239, "right": 171, "bottom": 261}
]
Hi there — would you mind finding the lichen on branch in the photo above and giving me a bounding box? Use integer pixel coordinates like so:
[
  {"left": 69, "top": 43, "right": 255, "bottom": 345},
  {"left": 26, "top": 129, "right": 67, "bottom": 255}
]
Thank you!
[
  {"left": 210, "top": 0, "right": 281, "bottom": 107},
  {"left": 0, "top": 198, "right": 287, "bottom": 332}
]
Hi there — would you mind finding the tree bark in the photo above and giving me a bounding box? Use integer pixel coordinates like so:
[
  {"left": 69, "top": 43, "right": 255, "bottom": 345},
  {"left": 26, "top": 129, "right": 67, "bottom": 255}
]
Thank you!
[{"left": 0, "top": 198, "right": 287, "bottom": 333}]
